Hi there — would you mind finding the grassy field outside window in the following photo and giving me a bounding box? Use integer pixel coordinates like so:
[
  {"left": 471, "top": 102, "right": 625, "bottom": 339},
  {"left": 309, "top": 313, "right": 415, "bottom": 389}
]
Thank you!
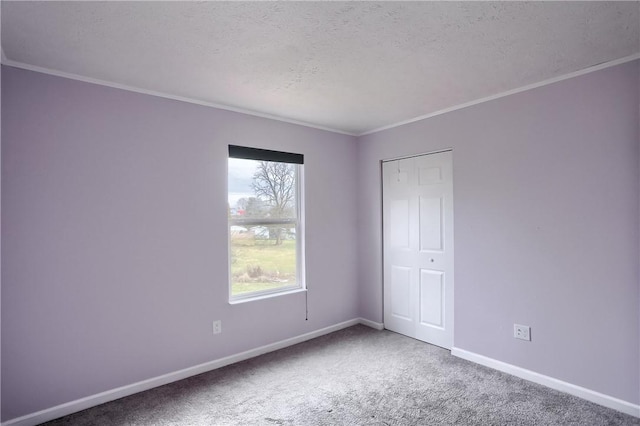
[{"left": 230, "top": 232, "right": 297, "bottom": 295}]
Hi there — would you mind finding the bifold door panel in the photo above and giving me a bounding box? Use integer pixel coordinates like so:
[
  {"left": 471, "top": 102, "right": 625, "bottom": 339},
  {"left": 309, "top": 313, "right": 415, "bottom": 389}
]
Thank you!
[{"left": 383, "top": 151, "right": 454, "bottom": 349}]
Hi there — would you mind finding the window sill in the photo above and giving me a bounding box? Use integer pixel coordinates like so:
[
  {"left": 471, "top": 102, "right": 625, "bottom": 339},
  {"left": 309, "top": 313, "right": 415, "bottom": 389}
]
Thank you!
[{"left": 229, "top": 288, "right": 307, "bottom": 305}]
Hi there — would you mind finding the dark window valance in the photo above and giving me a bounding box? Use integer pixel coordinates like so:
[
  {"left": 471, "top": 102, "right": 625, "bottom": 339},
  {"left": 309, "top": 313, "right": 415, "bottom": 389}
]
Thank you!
[{"left": 229, "top": 145, "right": 303, "bottom": 164}]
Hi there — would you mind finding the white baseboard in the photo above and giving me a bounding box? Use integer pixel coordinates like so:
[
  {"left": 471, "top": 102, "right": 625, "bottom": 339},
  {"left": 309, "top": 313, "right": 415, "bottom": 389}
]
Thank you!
[
  {"left": 358, "top": 318, "right": 384, "bottom": 330},
  {"left": 451, "top": 347, "right": 640, "bottom": 418},
  {"left": 3, "top": 318, "right": 375, "bottom": 426}
]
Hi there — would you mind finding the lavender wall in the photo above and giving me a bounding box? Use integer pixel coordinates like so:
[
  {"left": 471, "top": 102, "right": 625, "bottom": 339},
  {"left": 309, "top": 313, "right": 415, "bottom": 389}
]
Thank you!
[
  {"left": 357, "top": 60, "right": 640, "bottom": 404},
  {"left": 1, "top": 66, "right": 359, "bottom": 421},
  {"left": 2, "top": 60, "right": 639, "bottom": 421}
]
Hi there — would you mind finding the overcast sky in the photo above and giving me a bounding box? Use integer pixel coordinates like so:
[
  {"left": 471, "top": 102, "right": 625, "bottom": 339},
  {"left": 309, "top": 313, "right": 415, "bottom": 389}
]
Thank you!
[{"left": 228, "top": 158, "right": 257, "bottom": 206}]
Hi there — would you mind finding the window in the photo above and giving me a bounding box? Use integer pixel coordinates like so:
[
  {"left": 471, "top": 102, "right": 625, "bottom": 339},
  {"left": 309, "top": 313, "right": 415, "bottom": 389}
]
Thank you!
[{"left": 228, "top": 145, "right": 304, "bottom": 300}]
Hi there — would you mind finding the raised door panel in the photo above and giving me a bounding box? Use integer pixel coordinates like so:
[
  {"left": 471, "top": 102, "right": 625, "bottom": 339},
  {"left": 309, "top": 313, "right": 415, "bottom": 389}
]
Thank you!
[
  {"left": 419, "top": 269, "right": 444, "bottom": 328},
  {"left": 390, "top": 199, "right": 410, "bottom": 249},
  {"left": 390, "top": 266, "right": 412, "bottom": 321},
  {"left": 419, "top": 196, "right": 443, "bottom": 252}
]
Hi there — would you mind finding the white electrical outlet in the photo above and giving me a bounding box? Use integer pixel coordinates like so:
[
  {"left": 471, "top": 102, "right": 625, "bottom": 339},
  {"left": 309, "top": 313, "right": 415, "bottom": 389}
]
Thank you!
[
  {"left": 213, "top": 320, "right": 222, "bottom": 335},
  {"left": 514, "top": 324, "right": 530, "bottom": 341}
]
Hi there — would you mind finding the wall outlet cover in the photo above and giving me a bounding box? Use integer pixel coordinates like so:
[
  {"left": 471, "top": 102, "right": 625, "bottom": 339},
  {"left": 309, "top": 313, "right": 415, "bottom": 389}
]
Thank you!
[{"left": 514, "top": 324, "right": 531, "bottom": 341}]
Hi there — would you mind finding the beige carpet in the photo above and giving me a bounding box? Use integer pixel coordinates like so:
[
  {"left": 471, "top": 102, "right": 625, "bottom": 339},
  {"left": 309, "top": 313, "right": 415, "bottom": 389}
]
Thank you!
[{"left": 43, "top": 325, "right": 638, "bottom": 425}]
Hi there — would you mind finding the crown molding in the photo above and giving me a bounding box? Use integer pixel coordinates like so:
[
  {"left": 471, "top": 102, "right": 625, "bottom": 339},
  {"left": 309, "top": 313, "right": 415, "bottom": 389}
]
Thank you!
[
  {"left": 0, "top": 58, "right": 358, "bottom": 137},
  {"left": 358, "top": 53, "right": 640, "bottom": 137},
  {"left": 2, "top": 53, "right": 638, "bottom": 138}
]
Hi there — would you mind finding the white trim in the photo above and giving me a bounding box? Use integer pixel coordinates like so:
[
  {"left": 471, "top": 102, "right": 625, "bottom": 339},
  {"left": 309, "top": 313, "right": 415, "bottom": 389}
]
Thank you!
[
  {"left": 228, "top": 288, "right": 307, "bottom": 304},
  {"left": 382, "top": 148, "right": 453, "bottom": 164},
  {"left": 358, "top": 318, "right": 384, "bottom": 330},
  {"left": 6, "top": 323, "right": 636, "bottom": 423},
  {"left": 2, "top": 318, "right": 373, "bottom": 426},
  {"left": 0, "top": 59, "right": 357, "bottom": 137},
  {"left": 451, "top": 347, "right": 640, "bottom": 418},
  {"left": 358, "top": 53, "right": 640, "bottom": 136},
  {"left": 2, "top": 54, "right": 638, "bottom": 138}
]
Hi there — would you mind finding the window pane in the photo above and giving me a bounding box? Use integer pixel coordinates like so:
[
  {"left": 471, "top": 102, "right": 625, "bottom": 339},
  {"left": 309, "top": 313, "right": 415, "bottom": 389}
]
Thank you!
[
  {"left": 228, "top": 156, "right": 300, "bottom": 298},
  {"left": 229, "top": 226, "right": 297, "bottom": 296},
  {"left": 228, "top": 158, "right": 296, "bottom": 220}
]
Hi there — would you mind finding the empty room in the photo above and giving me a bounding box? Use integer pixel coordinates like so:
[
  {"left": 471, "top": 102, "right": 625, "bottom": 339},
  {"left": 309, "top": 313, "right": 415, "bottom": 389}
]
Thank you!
[{"left": 1, "top": 1, "right": 639, "bottom": 425}]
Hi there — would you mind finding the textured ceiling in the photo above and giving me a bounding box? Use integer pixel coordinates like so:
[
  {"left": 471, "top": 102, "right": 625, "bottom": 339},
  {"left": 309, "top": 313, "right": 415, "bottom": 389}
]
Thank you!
[{"left": 2, "top": 1, "right": 639, "bottom": 135}]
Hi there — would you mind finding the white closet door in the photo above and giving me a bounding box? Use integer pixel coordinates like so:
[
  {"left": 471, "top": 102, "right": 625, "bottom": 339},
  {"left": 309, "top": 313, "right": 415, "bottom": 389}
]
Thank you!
[{"left": 383, "top": 151, "right": 454, "bottom": 349}]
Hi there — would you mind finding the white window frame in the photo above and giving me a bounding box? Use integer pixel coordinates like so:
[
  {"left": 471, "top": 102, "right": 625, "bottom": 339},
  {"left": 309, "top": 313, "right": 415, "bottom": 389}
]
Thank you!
[{"left": 227, "top": 148, "right": 305, "bottom": 303}]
